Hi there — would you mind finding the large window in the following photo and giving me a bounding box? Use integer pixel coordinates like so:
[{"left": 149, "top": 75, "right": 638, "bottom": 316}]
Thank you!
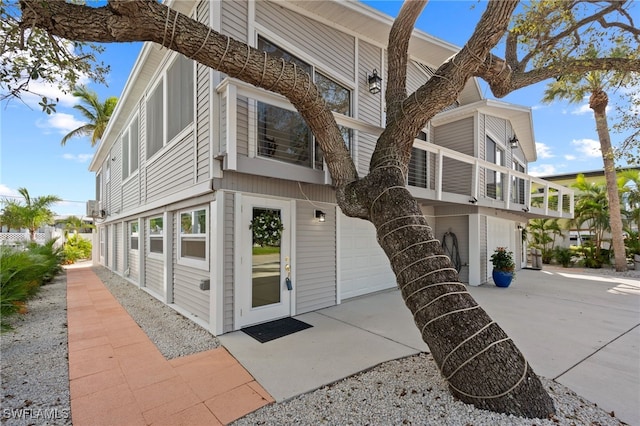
[
  {"left": 257, "top": 37, "right": 351, "bottom": 170},
  {"left": 179, "top": 208, "right": 208, "bottom": 269},
  {"left": 486, "top": 136, "right": 505, "bottom": 200},
  {"left": 122, "top": 116, "right": 139, "bottom": 180},
  {"left": 146, "top": 54, "right": 194, "bottom": 159},
  {"left": 149, "top": 216, "right": 163, "bottom": 254}
]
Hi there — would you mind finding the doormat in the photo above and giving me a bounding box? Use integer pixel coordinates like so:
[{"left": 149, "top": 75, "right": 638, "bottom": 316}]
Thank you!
[{"left": 242, "top": 317, "right": 313, "bottom": 343}]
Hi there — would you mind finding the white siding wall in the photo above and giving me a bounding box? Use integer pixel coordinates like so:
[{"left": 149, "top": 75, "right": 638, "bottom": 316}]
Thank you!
[
  {"left": 146, "top": 133, "right": 194, "bottom": 201},
  {"left": 255, "top": 2, "right": 355, "bottom": 82},
  {"left": 221, "top": 0, "right": 248, "bottom": 41},
  {"left": 433, "top": 215, "right": 469, "bottom": 283},
  {"left": 128, "top": 246, "right": 140, "bottom": 282},
  {"left": 295, "top": 201, "right": 336, "bottom": 313},
  {"left": 223, "top": 192, "right": 235, "bottom": 333},
  {"left": 145, "top": 256, "right": 164, "bottom": 298},
  {"left": 434, "top": 117, "right": 475, "bottom": 195},
  {"left": 172, "top": 213, "right": 210, "bottom": 322}
]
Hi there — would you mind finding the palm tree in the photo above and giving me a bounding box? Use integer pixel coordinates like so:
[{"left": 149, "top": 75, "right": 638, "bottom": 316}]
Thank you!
[
  {"left": 528, "top": 218, "right": 564, "bottom": 263},
  {"left": 618, "top": 169, "right": 640, "bottom": 232},
  {"left": 543, "top": 49, "right": 629, "bottom": 272},
  {"left": 61, "top": 215, "right": 95, "bottom": 237},
  {"left": 572, "top": 175, "right": 613, "bottom": 265},
  {"left": 60, "top": 85, "right": 118, "bottom": 146},
  {"left": 13, "top": 188, "right": 62, "bottom": 241}
]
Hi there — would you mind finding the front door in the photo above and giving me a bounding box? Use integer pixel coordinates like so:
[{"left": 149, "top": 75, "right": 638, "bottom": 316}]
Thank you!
[{"left": 237, "top": 196, "right": 292, "bottom": 328}]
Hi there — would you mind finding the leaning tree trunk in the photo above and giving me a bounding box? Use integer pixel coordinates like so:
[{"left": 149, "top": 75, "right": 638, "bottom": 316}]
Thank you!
[
  {"left": 343, "top": 167, "right": 556, "bottom": 418},
  {"left": 590, "top": 89, "right": 627, "bottom": 272}
]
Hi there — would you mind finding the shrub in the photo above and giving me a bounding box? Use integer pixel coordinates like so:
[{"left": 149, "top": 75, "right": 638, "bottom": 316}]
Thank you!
[
  {"left": 63, "top": 234, "right": 92, "bottom": 264},
  {"left": 553, "top": 247, "right": 574, "bottom": 267},
  {"left": 1, "top": 240, "right": 63, "bottom": 332},
  {"left": 490, "top": 247, "right": 515, "bottom": 272}
]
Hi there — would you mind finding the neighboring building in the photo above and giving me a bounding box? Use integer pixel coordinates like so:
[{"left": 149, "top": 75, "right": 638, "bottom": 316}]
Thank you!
[
  {"left": 538, "top": 167, "right": 640, "bottom": 247},
  {"left": 88, "top": 0, "right": 573, "bottom": 334}
]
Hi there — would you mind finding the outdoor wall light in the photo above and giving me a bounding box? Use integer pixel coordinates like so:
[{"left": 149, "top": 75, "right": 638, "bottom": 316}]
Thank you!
[
  {"left": 315, "top": 210, "right": 326, "bottom": 222},
  {"left": 368, "top": 69, "right": 382, "bottom": 94},
  {"left": 509, "top": 135, "right": 519, "bottom": 148},
  {"left": 469, "top": 197, "right": 478, "bottom": 204},
  {"left": 522, "top": 207, "right": 530, "bottom": 213}
]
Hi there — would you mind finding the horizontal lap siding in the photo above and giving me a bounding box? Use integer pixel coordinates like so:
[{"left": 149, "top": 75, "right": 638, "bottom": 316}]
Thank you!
[
  {"left": 110, "top": 143, "right": 123, "bottom": 214},
  {"left": 146, "top": 134, "right": 194, "bottom": 201},
  {"left": 295, "top": 202, "right": 336, "bottom": 313},
  {"left": 407, "top": 61, "right": 428, "bottom": 95},
  {"left": 145, "top": 256, "right": 164, "bottom": 297},
  {"left": 256, "top": 2, "right": 355, "bottom": 82},
  {"left": 139, "top": 100, "right": 147, "bottom": 203},
  {"left": 172, "top": 207, "right": 210, "bottom": 322},
  {"left": 357, "top": 133, "right": 378, "bottom": 177},
  {"left": 122, "top": 176, "right": 140, "bottom": 210},
  {"left": 216, "top": 172, "right": 336, "bottom": 203},
  {"left": 223, "top": 192, "right": 235, "bottom": 333},
  {"left": 115, "top": 223, "right": 123, "bottom": 274},
  {"left": 237, "top": 98, "right": 249, "bottom": 156},
  {"left": 357, "top": 40, "right": 382, "bottom": 176},
  {"left": 197, "top": 60, "right": 210, "bottom": 182},
  {"left": 434, "top": 214, "right": 469, "bottom": 283},
  {"left": 221, "top": 0, "right": 248, "bottom": 41},
  {"left": 128, "top": 248, "right": 139, "bottom": 282},
  {"left": 434, "top": 117, "right": 474, "bottom": 195}
]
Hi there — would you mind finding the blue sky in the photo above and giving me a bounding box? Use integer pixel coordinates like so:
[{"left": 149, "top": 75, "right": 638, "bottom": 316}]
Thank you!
[{"left": 1, "top": 1, "right": 636, "bottom": 216}]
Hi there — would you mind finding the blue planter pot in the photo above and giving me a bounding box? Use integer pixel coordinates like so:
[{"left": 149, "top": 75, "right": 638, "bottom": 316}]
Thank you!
[{"left": 492, "top": 269, "right": 513, "bottom": 288}]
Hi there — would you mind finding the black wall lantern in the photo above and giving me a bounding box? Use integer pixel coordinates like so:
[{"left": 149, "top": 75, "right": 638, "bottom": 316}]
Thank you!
[
  {"left": 368, "top": 69, "right": 382, "bottom": 94},
  {"left": 315, "top": 210, "right": 326, "bottom": 222},
  {"left": 509, "top": 135, "right": 519, "bottom": 148}
]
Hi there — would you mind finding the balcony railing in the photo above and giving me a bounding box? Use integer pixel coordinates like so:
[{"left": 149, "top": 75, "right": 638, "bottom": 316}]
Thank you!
[{"left": 217, "top": 78, "right": 574, "bottom": 219}]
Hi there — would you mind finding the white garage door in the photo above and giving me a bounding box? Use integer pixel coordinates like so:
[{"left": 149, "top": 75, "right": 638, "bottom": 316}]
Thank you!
[{"left": 339, "top": 212, "right": 396, "bottom": 300}]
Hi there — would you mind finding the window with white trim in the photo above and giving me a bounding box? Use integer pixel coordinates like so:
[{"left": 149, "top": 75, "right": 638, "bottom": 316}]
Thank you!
[
  {"left": 146, "top": 54, "right": 194, "bottom": 159},
  {"left": 122, "top": 116, "right": 139, "bottom": 180},
  {"left": 129, "top": 220, "right": 139, "bottom": 251},
  {"left": 148, "top": 216, "right": 163, "bottom": 254},
  {"left": 178, "top": 208, "right": 208, "bottom": 269},
  {"left": 256, "top": 36, "right": 352, "bottom": 170},
  {"left": 486, "top": 136, "right": 505, "bottom": 200}
]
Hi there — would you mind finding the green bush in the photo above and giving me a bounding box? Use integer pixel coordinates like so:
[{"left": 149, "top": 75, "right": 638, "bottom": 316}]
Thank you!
[
  {"left": 1, "top": 239, "right": 63, "bottom": 332},
  {"left": 553, "top": 247, "right": 574, "bottom": 267},
  {"left": 63, "top": 234, "right": 92, "bottom": 264}
]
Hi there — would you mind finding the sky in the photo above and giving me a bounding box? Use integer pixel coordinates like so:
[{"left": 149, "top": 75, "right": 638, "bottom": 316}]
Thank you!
[{"left": 1, "top": 1, "right": 637, "bottom": 217}]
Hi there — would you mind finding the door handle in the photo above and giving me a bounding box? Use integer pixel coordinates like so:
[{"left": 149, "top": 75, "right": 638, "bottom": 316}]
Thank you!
[{"left": 285, "top": 257, "right": 292, "bottom": 290}]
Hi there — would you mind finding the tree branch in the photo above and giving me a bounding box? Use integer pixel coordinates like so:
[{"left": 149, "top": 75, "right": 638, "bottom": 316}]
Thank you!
[
  {"left": 385, "top": 0, "right": 427, "bottom": 120},
  {"left": 19, "top": 0, "right": 359, "bottom": 186}
]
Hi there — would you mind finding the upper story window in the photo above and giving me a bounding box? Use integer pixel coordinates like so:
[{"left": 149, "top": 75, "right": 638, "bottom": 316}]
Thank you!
[
  {"left": 178, "top": 208, "right": 208, "bottom": 269},
  {"left": 149, "top": 216, "right": 163, "bottom": 255},
  {"left": 512, "top": 161, "right": 525, "bottom": 205},
  {"left": 146, "top": 54, "right": 194, "bottom": 160},
  {"left": 122, "top": 116, "right": 140, "bottom": 180},
  {"left": 486, "top": 136, "right": 505, "bottom": 200},
  {"left": 256, "top": 36, "right": 351, "bottom": 170}
]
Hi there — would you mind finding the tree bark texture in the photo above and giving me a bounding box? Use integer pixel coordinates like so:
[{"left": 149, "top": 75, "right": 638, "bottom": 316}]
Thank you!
[
  {"left": 590, "top": 89, "right": 628, "bottom": 272},
  {"left": 19, "top": 0, "right": 557, "bottom": 418}
]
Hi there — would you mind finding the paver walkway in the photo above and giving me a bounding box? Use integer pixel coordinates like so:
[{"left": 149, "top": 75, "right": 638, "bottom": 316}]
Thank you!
[{"left": 66, "top": 268, "right": 273, "bottom": 425}]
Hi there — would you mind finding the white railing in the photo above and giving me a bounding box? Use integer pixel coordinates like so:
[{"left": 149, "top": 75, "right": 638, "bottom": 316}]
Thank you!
[{"left": 216, "top": 78, "right": 573, "bottom": 219}]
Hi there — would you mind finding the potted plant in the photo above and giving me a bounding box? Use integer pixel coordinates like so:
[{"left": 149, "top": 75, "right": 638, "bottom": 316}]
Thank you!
[{"left": 490, "top": 247, "right": 515, "bottom": 287}]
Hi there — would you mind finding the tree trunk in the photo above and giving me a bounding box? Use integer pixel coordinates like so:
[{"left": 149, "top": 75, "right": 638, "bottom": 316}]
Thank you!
[
  {"left": 590, "top": 89, "right": 627, "bottom": 272},
  {"left": 344, "top": 167, "right": 555, "bottom": 418}
]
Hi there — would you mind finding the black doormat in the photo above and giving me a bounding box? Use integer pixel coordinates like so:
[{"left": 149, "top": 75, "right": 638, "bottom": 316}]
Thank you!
[{"left": 242, "top": 317, "right": 313, "bottom": 343}]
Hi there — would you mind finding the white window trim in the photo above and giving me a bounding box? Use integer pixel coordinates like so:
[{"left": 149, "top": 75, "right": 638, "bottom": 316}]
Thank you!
[
  {"left": 148, "top": 216, "right": 164, "bottom": 259},
  {"left": 177, "top": 207, "right": 209, "bottom": 270},
  {"left": 145, "top": 53, "right": 196, "bottom": 165},
  {"left": 122, "top": 113, "right": 140, "bottom": 183},
  {"left": 129, "top": 219, "right": 140, "bottom": 252}
]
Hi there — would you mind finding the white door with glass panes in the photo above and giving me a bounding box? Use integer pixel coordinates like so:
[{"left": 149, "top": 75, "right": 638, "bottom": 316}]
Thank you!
[{"left": 236, "top": 196, "right": 293, "bottom": 328}]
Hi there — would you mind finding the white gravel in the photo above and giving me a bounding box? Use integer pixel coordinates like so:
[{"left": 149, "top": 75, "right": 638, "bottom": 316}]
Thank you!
[{"left": 1, "top": 264, "right": 633, "bottom": 425}]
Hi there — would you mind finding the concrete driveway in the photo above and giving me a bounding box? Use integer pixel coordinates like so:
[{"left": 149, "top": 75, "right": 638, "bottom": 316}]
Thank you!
[{"left": 221, "top": 267, "right": 640, "bottom": 425}]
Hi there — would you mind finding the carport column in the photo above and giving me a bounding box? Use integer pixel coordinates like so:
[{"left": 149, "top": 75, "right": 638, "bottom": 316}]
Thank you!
[
  {"left": 468, "top": 214, "right": 481, "bottom": 286},
  {"left": 164, "top": 211, "right": 174, "bottom": 304}
]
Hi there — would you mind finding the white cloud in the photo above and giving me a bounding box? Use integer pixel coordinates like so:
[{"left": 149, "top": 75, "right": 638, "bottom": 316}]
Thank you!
[
  {"left": 535, "top": 142, "right": 555, "bottom": 159},
  {"left": 564, "top": 154, "right": 577, "bottom": 161},
  {"left": 571, "top": 103, "right": 591, "bottom": 115},
  {"left": 0, "top": 184, "right": 22, "bottom": 198},
  {"left": 529, "top": 164, "right": 557, "bottom": 177},
  {"left": 571, "top": 138, "right": 601, "bottom": 158},
  {"left": 62, "top": 153, "right": 94, "bottom": 163},
  {"left": 36, "top": 113, "right": 86, "bottom": 136}
]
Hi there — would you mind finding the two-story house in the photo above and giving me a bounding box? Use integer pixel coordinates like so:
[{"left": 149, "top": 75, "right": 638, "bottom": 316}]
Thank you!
[{"left": 88, "top": 0, "right": 573, "bottom": 335}]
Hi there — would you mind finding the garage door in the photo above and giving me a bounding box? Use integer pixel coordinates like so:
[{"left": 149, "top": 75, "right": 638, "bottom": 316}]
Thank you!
[{"left": 339, "top": 212, "right": 396, "bottom": 300}]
